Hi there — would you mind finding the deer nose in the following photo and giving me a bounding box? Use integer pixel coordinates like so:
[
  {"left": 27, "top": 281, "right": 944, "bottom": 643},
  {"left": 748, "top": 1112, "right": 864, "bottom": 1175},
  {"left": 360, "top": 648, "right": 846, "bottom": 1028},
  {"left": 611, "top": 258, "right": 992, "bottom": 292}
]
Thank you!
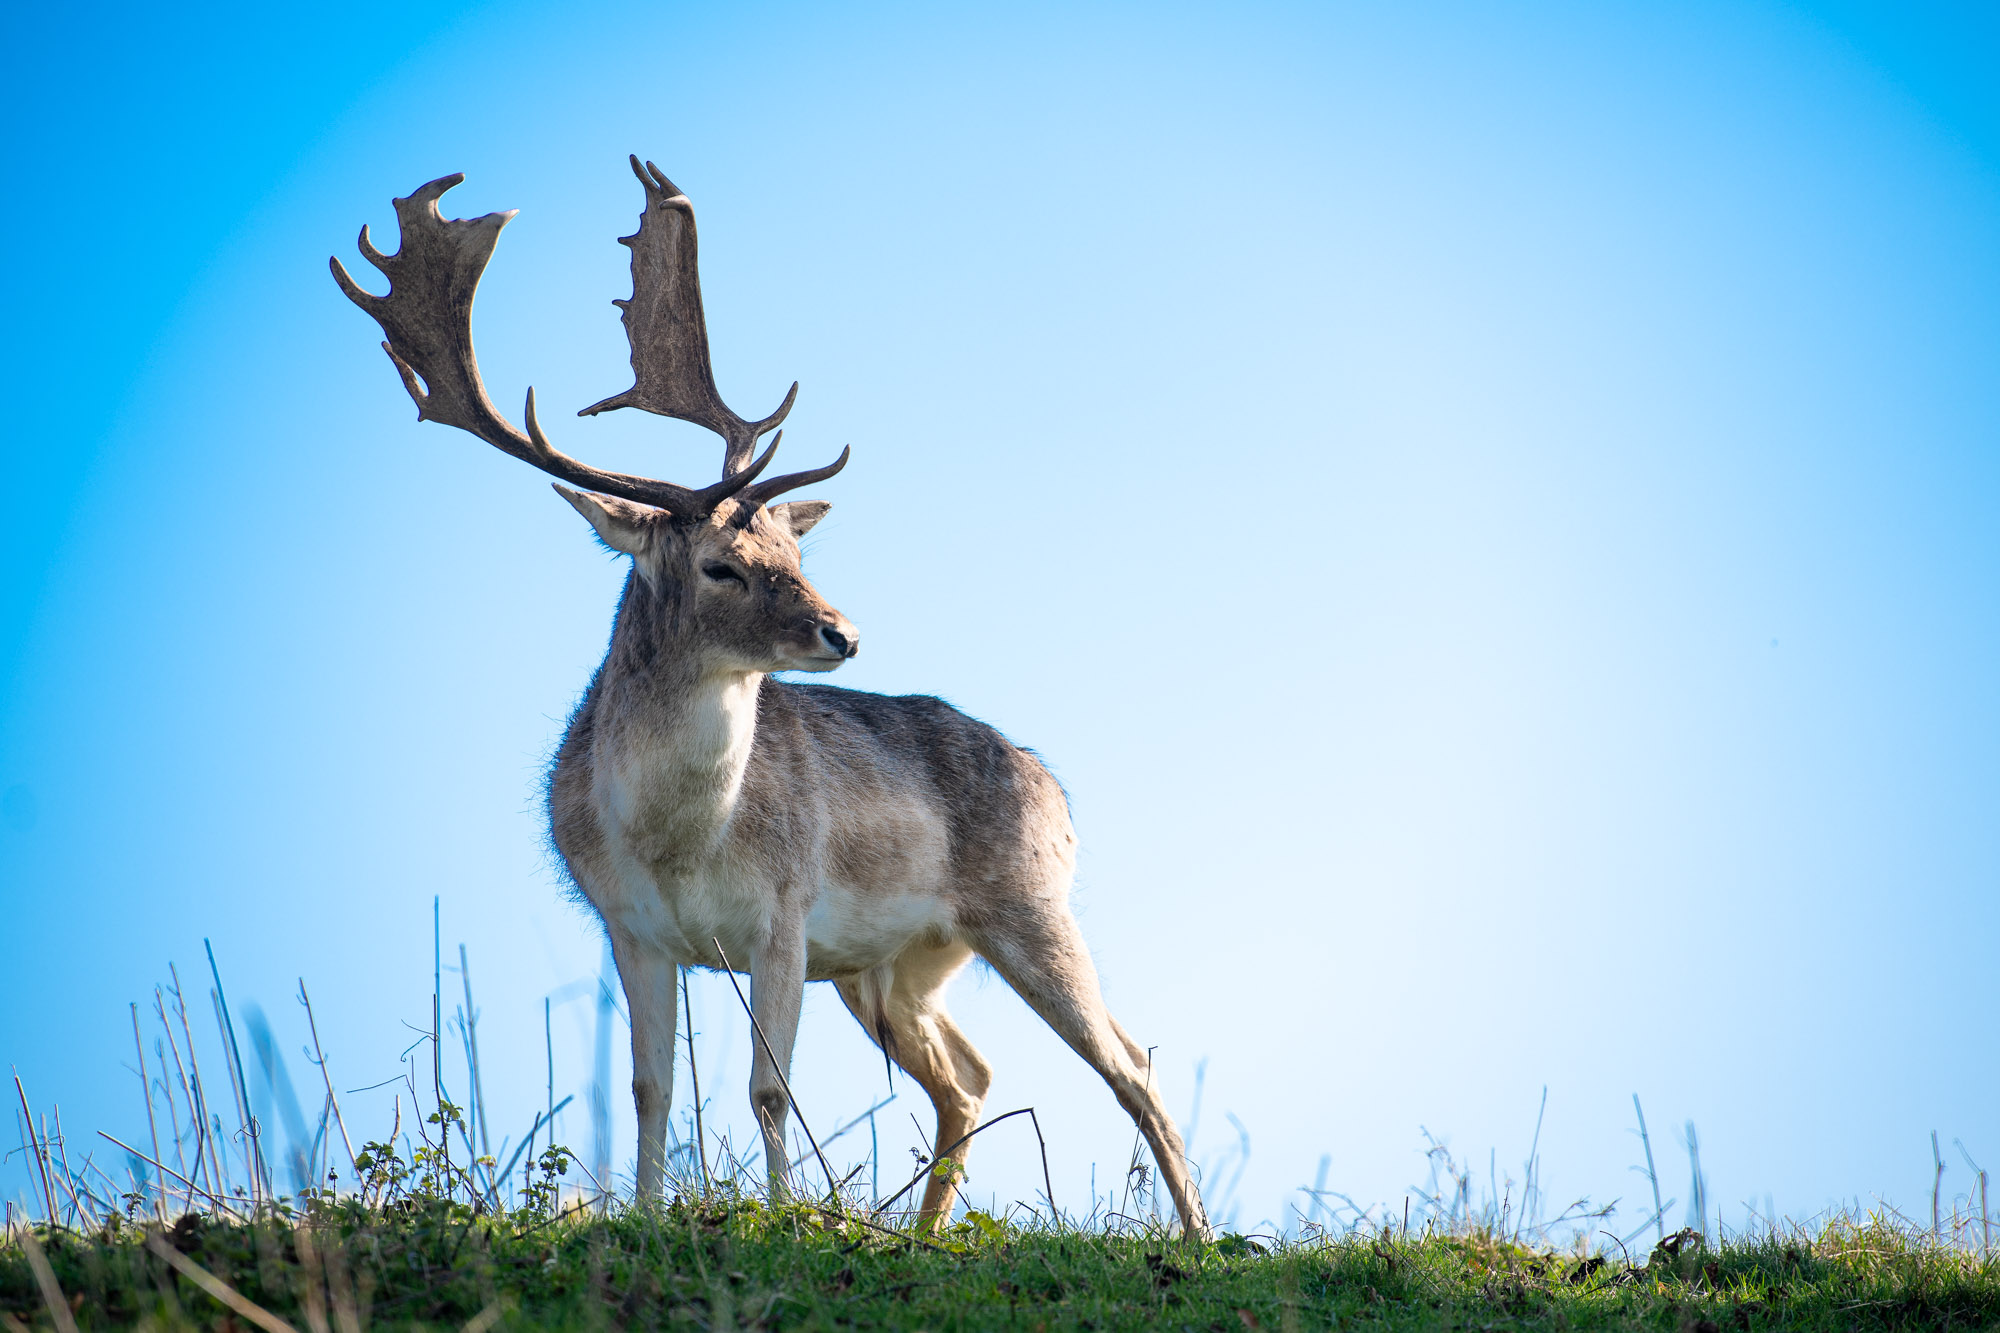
[{"left": 820, "top": 625, "right": 857, "bottom": 658}]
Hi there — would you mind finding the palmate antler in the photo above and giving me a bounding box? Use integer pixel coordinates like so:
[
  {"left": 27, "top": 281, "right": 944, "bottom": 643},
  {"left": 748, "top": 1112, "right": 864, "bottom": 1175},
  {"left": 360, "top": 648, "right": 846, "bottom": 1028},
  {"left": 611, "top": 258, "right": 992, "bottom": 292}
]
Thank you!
[
  {"left": 331, "top": 164, "right": 846, "bottom": 517},
  {"left": 581, "top": 157, "right": 791, "bottom": 476}
]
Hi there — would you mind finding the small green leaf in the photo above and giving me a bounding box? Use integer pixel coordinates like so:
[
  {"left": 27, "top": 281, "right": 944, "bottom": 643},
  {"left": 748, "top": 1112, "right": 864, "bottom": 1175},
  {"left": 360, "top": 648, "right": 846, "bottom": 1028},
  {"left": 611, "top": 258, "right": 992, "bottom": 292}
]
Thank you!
[{"left": 966, "top": 1210, "right": 1007, "bottom": 1242}]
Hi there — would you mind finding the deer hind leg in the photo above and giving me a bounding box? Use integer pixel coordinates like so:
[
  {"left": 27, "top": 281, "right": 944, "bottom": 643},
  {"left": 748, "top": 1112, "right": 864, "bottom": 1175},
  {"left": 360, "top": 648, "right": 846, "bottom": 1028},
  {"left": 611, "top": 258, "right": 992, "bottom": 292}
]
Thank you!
[
  {"left": 1107, "top": 1015, "right": 1150, "bottom": 1070},
  {"left": 836, "top": 941, "right": 991, "bottom": 1229},
  {"left": 606, "top": 926, "right": 678, "bottom": 1203},
  {"left": 971, "top": 908, "right": 1213, "bottom": 1241}
]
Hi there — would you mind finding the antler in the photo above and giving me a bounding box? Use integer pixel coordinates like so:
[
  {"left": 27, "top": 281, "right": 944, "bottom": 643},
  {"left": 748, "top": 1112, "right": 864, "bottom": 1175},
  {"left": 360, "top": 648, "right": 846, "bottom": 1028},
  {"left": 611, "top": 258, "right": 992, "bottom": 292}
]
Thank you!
[
  {"left": 331, "top": 172, "right": 800, "bottom": 517},
  {"left": 580, "top": 156, "right": 803, "bottom": 478}
]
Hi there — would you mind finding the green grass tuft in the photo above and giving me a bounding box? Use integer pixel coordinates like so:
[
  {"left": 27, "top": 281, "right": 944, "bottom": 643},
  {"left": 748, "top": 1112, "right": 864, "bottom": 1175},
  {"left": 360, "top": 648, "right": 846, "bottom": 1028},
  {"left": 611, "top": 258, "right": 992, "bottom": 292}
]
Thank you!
[
  {"left": 11, "top": 959, "right": 1996, "bottom": 1328},
  {"left": 6, "top": 1202, "right": 1999, "bottom": 1330}
]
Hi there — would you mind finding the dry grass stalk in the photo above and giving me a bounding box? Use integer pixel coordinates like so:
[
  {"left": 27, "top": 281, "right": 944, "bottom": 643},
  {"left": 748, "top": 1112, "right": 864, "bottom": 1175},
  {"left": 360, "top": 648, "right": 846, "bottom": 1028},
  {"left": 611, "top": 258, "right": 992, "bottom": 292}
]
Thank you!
[
  {"left": 47, "top": 1107, "right": 88, "bottom": 1226},
  {"left": 168, "top": 963, "right": 228, "bottom": 1200},
  {"left": 144, "top": 1230, "right": 301, "bottom": 1333},
  {"left": 11, "top": 1075, "right": 56, "bottom": 1223},
  {"left": 205, "top": 940, "right": 266, "bottom": 1203},
  {"left": 458, "top": 943, "right": 492, "bottom": 1171},
  {"left": 17, "top": 1226, "right": 79, "bottom": 1333},
  {"left": 875, "top": 1107, "right": 1045, "bottom": 1218},
  {"left": 97, "top": 1131, "right": 230, "bottom": 1217},
  {"left": 461, "top": 1302, "right": 504, "bottom": 1333},
  {"left": 681, "top": 967, "right": 710, "bottom": 1193},
  {"left": 1983, "top": 1169, "right": 1992, "bottom": 1257},
  {"left": 290, "top": 1224, "right": 332, "bottom": 1333},
  {"left": 298, "top": 980, "right": 358, "bottom": 1184},
  {"left": 1934, "top": 1129, "right": 1947, "bottom": 1238},
  {"left": 1632, "top": 1093, "right": 1665, "bottom": 1244},
  {"left": 712, "top": 937, "right": 835, "bottom": 1200},
  {"left": 542, "top": 996, "right": 553, "bottom": 1191},
  {"left": 318, "top": 1222, "right": 363, "bottom": 1333},
  {"left": 130, "top": 1002, "right": 166, "bottom": 1220},
  {"left": 153, "top": 985, "right": 197, "bottom": 1208},
  {"left": 209, "top": 988, "right": 258, "bottom": 1204},
  {"left": 432, "top": 897, "right": 449, "bottom": 1186}
]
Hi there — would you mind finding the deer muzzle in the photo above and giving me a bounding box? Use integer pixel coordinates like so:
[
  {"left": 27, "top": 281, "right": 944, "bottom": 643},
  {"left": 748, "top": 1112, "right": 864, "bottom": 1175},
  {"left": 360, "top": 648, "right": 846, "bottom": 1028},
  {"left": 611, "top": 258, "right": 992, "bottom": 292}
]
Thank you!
[{"left": 819, "top": 623, "right": 857, "bottom": 659}]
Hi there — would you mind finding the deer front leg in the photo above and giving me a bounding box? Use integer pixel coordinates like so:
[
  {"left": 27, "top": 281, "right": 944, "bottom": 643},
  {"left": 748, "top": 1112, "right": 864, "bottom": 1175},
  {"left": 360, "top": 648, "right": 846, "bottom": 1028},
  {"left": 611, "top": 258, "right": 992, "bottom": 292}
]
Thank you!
[
  {"left": 608, "top": 927, "right": 678, "bottom": 1204},
  {"left": 746, "top": 915, "right": 808, "bottom": 1203}
]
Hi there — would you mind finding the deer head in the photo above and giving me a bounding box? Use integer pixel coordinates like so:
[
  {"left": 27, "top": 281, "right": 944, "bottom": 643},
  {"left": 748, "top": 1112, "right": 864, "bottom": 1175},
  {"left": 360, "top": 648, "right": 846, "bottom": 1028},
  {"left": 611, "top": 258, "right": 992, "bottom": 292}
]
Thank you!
[
  {"left": 331, "top": 157, "right": 857, "bottom": 673},
  {"left": 558, "top": 488, "right": 856, "bottom": 672}
]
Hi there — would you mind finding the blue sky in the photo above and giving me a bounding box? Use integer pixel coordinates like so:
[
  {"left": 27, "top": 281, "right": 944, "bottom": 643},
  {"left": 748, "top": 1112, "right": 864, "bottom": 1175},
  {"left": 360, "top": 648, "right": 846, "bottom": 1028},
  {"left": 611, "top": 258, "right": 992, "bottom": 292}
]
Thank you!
[{"left": 4, "top": 0, "right": 1997, "bottom": 1237}]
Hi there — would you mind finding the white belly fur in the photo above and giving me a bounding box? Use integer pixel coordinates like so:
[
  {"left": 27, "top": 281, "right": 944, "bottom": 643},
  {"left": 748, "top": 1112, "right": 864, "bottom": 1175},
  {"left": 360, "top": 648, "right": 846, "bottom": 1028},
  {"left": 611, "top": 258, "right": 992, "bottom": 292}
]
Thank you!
[{"left": 588, "top": 831, "right": 958, "bottom": 978}]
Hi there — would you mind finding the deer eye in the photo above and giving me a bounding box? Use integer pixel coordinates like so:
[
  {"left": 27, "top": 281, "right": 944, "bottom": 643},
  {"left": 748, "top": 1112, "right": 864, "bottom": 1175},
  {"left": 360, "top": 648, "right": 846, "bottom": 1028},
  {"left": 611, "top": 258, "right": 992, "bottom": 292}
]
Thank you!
[{"left": 702, "top": 563, "right": 746, "bottom": 585}]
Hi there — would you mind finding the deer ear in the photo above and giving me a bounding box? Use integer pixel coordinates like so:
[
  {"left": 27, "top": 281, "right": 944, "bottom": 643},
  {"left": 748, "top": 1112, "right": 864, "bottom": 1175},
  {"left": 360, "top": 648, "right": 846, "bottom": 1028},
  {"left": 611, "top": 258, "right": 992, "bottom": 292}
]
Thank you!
[
  {"left": 554, "top": 484, "right": 656, "bottom": 554},
  {"left": 768, "top": 500, "right": 831, "bottom": 538}
]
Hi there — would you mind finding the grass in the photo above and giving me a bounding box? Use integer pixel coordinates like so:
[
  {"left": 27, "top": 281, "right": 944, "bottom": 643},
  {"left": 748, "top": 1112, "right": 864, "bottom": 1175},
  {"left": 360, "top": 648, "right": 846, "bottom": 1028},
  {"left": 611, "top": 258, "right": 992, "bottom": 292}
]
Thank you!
[
  {"left": 7, "top": 946, "right": 1998, "bottom": 1329},
  {"left": 5, "top": 1195, "right": 2000, "bottom": 1330}
]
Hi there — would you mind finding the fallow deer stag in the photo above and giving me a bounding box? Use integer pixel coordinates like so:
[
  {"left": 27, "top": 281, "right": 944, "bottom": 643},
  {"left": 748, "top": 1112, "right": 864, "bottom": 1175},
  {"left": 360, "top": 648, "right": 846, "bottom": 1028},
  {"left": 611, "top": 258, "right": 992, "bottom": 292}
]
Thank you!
[{"left": 332, "top": 157, "right": 1211, "bottom": 1238}]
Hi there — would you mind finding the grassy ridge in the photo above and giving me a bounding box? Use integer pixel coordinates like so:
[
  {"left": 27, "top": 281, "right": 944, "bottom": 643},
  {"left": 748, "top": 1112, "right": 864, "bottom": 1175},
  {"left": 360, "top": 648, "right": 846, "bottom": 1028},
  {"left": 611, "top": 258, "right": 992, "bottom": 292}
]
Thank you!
[
  {"left": 9, "top": 960, "right": 1996, "bottom": 1328},
  {"left": 5, "top": 1199, "right": 1998, "bottom": 1331}
]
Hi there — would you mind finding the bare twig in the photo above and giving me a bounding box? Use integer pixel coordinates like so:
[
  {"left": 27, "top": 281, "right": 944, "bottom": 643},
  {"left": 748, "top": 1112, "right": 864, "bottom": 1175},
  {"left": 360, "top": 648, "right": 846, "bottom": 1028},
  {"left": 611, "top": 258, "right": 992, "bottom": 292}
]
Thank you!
[
  {"left": 711, "top": 938, "right": 836, "bottom": 1198},
  {"left": 1118, "top": 1048, "right": 1154, "bottom": 1220},
  {"left": 808, "top": 1203, "right": 950, "bottom": 1254},
  {"left": 875, "top": 1107, "right": 1042, "bottom": 1215},
  {"left": 1028, "top": 1107, "right": 1058, "bottom": 1223},
  {"left": 683, "top": 967, "right": 710, "bottom": 1193},
  {"left": 788, "top": 1096, "right": 896, "bottom": 1173}
]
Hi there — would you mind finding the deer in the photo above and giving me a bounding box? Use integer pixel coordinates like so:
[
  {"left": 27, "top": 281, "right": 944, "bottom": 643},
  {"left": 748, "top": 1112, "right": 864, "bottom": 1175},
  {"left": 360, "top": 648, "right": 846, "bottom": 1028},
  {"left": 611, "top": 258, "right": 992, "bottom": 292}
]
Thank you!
[{"left": 332, "top": 156, "right": 1212, "bottom": 1240}]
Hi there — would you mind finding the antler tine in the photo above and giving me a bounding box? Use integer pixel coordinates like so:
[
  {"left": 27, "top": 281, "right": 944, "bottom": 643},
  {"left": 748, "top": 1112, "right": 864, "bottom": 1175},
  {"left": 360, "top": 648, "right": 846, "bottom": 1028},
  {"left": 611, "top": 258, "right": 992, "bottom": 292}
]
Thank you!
[
  {"left": 524, "top": 391, "right": 776, "bottom": 512},
  {"left": 333, "top": 173, "right": 765, "bottom": 517},
  {"left": 753, "top": 379, "right": 800, "bottom": 442},
  {"left": 578, "top": 154, "right": 794, "bottom": 478},
  {"left": 737, "top": 445, "right": 852, "bottom": 510}
]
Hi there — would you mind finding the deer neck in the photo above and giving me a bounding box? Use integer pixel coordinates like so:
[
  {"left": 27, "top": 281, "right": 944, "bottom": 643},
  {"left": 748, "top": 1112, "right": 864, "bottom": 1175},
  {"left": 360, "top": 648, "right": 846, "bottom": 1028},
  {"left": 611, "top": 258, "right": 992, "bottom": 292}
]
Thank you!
[{"left": 595, "top": 572, "right": 763, "bottom": 861}]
